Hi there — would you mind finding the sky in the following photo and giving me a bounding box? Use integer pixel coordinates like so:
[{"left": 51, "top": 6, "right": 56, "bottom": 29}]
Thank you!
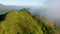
[{"left": 0, "top": 0, "right": 46, "bottom": 7}]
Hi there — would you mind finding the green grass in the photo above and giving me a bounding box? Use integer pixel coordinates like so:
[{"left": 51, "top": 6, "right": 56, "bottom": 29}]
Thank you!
[
  {"left": 0, "top": 8, "right": 57, "bottom": 34},
  {"left": 55, "top": 25, "right": 60, "bottom": 33}
]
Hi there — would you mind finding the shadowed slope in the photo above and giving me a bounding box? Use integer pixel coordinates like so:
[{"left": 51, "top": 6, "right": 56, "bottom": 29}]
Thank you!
[{"left": 0, "top": 12, "right": 8, "bottom": 21}]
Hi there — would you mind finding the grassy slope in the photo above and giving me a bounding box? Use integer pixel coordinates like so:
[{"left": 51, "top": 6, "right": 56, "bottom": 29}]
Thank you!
[
  {"left": 55, "top": 25, "right": 60, "bottom": 33},
  {"left": 0, "top": 9, "right": 57, "bottom": 34}
]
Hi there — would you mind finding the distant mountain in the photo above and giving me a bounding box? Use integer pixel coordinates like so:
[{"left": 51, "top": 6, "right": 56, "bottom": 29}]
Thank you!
[
  {"left": 0, "top": 4, "right": 8, "bottom": 14},
  {"left": 0, "top": 4, "right": 40, "bottom": 15}
]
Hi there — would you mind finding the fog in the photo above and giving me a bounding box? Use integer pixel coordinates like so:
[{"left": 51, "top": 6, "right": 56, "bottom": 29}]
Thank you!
[{"left": 41, "top": 0, "right": 60, "bottom": 22}]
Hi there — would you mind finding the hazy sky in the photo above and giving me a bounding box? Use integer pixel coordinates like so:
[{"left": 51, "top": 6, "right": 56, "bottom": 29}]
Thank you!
[
  {"left": 43, "top": 0, "right": 60, "bottom": 20},
  {"left": 0, "top": 0, "right": 46, "bottom": 7}
]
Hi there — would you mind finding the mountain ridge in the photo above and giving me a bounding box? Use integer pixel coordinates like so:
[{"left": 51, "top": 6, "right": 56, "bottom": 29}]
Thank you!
[{"left": 0, "top": 8, "right": 59, "bottom": 34}]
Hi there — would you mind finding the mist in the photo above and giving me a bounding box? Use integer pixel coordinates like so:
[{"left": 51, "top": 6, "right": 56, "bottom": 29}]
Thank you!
[{"left": 40, "top": 0, "right": 60, "bottom": 23}]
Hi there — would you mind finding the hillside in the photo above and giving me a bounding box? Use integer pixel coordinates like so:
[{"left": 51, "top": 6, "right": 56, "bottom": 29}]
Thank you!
[{"left": 0, "top": 8, "right": 59, "bottom": 34}]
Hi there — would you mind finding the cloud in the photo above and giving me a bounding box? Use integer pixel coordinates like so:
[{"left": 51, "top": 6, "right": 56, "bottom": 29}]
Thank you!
[{"left": 43, "top": 0, "right": 60, "bottom": 19}]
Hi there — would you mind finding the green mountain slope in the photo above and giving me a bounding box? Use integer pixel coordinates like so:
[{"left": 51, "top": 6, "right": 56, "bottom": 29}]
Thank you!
[{"left": 0, "top": 9, "right": 58, "bottom": 34}]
